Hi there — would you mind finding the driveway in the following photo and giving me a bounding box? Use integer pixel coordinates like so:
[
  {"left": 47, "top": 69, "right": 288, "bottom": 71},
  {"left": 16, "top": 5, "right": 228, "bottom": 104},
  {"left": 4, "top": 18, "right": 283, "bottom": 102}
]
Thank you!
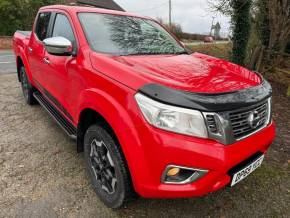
[
  {"left": 0, "top": 50, "right": 16, "bottom": 74},
  {"left": 0, "top": 73, "right": 289, "bottom": 217}
]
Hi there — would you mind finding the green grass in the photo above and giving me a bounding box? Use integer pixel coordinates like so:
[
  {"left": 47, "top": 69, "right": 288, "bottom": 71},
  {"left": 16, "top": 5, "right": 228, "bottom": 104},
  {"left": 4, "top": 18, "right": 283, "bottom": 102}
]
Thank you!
[{"left": 187, "top": 43, "right": 232, "bottom": 60}]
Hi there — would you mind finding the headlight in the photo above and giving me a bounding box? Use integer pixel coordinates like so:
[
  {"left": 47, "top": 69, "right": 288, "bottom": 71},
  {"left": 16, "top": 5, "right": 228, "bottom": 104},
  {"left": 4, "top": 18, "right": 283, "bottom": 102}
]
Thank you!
[{"left": 135, "top": 93, "right": 208, "bottom": 138}]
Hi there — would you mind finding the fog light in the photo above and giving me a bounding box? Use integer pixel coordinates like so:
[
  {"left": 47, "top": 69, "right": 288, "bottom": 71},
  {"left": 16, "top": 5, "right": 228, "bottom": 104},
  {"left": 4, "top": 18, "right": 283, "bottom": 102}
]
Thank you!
[
  {"left": 167, "top": 167, "right": 180, "bottom": 176},
  {"left": 162, "top": 165, "right": 208, "bottom": 184}
]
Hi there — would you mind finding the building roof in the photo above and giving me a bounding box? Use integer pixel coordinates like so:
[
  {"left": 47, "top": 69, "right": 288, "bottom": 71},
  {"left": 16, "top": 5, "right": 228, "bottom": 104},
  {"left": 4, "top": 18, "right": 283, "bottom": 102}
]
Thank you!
[{"left": 76, "top": 0, "right": 125, "bottom": 11}]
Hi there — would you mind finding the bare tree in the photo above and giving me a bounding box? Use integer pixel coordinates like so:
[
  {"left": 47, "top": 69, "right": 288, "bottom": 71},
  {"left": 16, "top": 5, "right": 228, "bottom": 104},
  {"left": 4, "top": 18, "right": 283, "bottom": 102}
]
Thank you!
[
  {"left": 207, "top": 0, "right": 232, "bottom": 15},
  {"left": 267, "top": 0, "right": 290, "bottom": 65},
  {"left": 156, "top": 17, "right": 183, "bottom": 39}
]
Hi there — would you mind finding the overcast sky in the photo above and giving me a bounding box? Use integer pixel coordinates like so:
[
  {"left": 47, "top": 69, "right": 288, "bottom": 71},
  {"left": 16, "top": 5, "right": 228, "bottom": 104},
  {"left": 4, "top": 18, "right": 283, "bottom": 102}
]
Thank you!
[{"left": 115, "top": 0, "right": 231, "bottom": 36}]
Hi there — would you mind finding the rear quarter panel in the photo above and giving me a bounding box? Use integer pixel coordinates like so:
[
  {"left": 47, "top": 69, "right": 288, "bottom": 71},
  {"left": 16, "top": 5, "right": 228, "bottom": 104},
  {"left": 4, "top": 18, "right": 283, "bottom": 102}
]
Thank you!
[{"left": 13, "top": 32, "right": 33, "bottom": 82}]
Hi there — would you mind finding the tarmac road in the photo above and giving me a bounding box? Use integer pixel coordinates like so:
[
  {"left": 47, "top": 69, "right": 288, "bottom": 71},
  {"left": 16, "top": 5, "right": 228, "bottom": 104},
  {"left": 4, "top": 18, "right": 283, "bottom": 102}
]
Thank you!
[
  {"left": 185, "top": 41, "right": 230, "bottom": 46},
  {"left": 0, "top": 50, "right": 16, "bottom": 74}
]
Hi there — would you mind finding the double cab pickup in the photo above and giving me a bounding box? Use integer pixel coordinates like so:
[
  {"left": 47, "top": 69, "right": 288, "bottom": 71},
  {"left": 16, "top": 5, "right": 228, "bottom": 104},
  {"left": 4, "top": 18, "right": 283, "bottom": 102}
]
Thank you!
[{"left": 13, "top": 5, "right": 275, "bottom": 208}]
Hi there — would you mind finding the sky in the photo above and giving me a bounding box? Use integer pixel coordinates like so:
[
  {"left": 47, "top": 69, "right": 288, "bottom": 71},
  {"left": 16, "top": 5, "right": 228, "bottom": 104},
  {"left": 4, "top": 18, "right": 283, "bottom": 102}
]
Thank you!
[{"left": 115, "top": 0, "right": 231, "bottom": 36}]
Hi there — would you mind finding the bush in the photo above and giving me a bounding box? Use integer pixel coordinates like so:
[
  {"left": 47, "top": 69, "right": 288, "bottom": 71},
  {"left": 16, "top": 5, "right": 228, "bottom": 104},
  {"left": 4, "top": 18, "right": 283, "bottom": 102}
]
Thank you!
[{"left": 0, "top": 0, "right": 63, "bottom": 36}]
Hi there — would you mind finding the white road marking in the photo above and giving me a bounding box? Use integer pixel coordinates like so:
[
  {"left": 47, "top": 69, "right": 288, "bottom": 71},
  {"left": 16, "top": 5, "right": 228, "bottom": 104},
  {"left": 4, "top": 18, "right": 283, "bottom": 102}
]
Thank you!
[
  {"left": 0, "top": 55, "right": 15, "bottom": 57},
  {"left": 0, "top": 61, "right": 15, "bottom": 64}
]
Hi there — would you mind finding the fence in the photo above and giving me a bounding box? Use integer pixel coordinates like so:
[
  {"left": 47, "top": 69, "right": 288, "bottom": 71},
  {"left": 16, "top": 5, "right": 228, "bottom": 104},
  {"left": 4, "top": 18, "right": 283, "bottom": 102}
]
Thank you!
[{"left": 0, "top": 36, "right": 12, "bottom": 49}]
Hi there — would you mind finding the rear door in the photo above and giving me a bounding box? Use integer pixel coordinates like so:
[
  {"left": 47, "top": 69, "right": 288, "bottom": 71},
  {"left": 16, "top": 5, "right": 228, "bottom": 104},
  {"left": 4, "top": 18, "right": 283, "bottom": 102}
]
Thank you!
[{"left": 28, "top": 12, "right": 52, "bottom": 85}]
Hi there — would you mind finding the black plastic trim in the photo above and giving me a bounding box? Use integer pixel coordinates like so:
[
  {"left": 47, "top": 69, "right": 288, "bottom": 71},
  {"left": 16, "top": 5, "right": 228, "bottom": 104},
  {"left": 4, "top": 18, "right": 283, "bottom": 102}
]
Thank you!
[
  {"left": 33, "top": 92, "right": 77, "bottom": 139},
  {"left": 139, "top": 79, "right": 272, "bottom": 112},
  {"left": 228, "top": 152, "right": 264, "bottom": 177},
  {"left": 34, "top": 80, "right": 74, "bottom": 122}
]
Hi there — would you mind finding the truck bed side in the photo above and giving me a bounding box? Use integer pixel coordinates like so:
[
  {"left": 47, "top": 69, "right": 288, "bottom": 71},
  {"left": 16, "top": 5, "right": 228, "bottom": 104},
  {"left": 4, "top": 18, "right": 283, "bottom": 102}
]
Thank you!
[{"left": 13, "top": 31, "right": 32, "bottom": 81}]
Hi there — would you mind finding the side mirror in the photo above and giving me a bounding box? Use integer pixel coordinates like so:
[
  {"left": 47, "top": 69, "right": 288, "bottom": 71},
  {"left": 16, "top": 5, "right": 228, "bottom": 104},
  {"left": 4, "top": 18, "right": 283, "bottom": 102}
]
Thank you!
[{"left": 43, "top": 37, "right": 72, "bottom": 56}]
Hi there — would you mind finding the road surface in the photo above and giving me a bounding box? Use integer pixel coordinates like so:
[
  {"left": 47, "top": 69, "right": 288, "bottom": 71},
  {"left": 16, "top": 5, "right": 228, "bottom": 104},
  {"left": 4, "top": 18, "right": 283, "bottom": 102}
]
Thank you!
[
  {"left": 185, "top": 41, "right": 230, "bottom": 46},
  {"left": 0, "top": 50, "right": 16, "bottom": 74}
]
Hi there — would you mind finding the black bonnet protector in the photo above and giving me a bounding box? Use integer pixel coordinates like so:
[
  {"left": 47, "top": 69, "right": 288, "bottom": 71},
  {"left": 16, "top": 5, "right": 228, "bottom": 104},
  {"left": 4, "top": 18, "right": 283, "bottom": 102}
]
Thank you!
[{"left": 139, "top": 79, "right": 272, "bottom": 112}]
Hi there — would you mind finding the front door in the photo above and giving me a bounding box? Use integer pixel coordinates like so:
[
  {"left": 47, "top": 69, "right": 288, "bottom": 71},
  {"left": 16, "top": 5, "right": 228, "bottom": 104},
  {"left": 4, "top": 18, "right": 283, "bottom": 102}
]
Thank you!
[{"left": 42, "top": 12, "right": 78, "bottom": 123}]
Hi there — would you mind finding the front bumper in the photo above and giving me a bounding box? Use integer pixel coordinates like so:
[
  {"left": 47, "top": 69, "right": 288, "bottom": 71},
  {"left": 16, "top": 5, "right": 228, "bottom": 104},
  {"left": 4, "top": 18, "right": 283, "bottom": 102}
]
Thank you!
[{"left": 130, "top": 121, "right": 275, "bottom": 198}]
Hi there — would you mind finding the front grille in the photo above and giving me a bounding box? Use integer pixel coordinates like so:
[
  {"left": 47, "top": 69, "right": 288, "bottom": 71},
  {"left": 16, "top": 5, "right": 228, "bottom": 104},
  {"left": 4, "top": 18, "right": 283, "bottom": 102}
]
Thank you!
[{"left": 229, "top": 101, "right": 269, "bottom": 139}]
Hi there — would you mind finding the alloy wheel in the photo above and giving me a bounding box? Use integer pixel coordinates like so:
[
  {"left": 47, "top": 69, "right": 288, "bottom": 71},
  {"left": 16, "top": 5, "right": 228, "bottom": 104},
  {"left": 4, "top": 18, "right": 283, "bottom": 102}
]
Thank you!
[
  {"left": 20, "top": 68, "right": 29, "bottom": 100},
  {"left": 90, "top": 139, "right": 117, "bottom": 195}
]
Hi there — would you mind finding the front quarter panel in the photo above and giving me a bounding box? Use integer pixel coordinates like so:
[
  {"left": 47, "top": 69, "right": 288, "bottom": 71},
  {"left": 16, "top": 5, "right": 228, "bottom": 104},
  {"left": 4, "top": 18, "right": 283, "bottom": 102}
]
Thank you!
[{"left": 77, "top": 85, "right": 152, "bottom": 193}]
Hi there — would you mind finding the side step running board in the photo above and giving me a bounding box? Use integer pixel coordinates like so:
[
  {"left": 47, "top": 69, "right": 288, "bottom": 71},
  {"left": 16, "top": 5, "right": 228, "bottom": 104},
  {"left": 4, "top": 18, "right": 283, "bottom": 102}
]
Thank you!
[{"left": 33, "top": 92, "right": 77, "bottom": 140}]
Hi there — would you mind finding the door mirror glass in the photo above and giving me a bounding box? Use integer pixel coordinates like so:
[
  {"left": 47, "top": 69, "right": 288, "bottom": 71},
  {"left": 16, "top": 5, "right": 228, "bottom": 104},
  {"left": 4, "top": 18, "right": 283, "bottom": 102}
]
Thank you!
[{"left": 43, "top": 37, "right": 72, "bottom": 56}]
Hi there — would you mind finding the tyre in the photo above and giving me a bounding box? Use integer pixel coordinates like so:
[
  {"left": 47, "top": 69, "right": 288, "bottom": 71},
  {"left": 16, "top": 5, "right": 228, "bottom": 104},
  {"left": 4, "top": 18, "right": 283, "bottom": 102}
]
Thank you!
[
  {"left": 84, "top": 124, "right": 134, "bottom": 208},
  {"left": 20, "top": 66, "right": 36, "bottom": 105}
]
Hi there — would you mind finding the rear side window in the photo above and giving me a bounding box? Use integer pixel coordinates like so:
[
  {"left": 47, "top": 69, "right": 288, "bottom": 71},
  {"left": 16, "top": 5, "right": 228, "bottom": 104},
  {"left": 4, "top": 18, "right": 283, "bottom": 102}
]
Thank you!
[
  {"left": 52, "top": 14, "right": 75, "bottom": 44},
  {"left": 35, "top": 12, "right": 51, "bottom": 41}
]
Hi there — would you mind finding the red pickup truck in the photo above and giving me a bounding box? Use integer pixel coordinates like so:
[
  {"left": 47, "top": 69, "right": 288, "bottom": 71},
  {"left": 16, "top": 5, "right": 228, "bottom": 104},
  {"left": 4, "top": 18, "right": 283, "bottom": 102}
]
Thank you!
[{"left": 13, "top": 5, "right": 275, "bottom": 208}]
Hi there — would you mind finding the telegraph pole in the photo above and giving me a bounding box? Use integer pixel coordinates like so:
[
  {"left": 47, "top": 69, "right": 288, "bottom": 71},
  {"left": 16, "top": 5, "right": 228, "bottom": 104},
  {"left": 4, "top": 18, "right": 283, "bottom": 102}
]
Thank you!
[{"left": 169, "top": 0, "right": 172, "bottom": 27}]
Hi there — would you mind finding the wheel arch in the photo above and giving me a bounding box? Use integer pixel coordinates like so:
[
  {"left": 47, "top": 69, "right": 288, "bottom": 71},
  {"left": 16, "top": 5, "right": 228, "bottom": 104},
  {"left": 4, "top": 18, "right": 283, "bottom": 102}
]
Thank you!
[
  {"left": 76, "top": 88, "right": 148, "bottom": 194},
  {"left": 77, "top": 108, "right": 136, "bottom": 192},
  {"left": 76, "top": 108, "right": 119, "bottom": 153},
  {"left": 15, "top": 45, "right": 33, "bottom": 84}
]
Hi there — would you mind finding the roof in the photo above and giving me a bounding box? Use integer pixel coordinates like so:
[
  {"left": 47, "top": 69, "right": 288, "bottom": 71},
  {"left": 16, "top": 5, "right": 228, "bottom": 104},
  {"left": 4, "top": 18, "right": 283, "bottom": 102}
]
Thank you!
[
  {"left": 40, "top": 5, "right": 149, "bottom": 19},
  {"left": 77, "top": 0, "right": 125, "bottom": 11}
]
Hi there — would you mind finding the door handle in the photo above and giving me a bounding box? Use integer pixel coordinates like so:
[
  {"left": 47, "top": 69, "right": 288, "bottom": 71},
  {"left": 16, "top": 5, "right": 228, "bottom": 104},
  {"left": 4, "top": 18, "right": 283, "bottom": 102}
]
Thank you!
[
  {"left": 28, "top": 47, "right": 33, "bottom": 53},
  {"left": 43, "top": 57, "right": 50, "bottom": 64}
]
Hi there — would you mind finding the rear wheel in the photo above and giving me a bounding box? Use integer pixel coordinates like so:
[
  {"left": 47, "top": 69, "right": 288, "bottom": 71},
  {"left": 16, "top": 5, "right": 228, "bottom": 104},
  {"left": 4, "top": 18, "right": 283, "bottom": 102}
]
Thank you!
[
  {"left": 20, "top": 66, "right": 36, "bottom": 105},
  {"left": 84, "top": 124, "right": 134, "bottom": 208}
]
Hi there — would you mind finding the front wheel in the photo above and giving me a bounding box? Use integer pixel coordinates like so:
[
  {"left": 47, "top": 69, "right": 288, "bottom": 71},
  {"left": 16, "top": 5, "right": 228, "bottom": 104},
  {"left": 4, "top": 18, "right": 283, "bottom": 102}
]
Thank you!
[
  {"left": 84, "top": 124, "right": 134, "bottom": 208},
  {"left": 20, "top": 66, "right": 36, "bottom": 105}
]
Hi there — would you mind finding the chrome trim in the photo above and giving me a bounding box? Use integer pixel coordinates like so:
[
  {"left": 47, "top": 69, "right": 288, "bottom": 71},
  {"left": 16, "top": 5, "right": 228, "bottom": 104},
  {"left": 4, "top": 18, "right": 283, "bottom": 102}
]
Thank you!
[
  {"left": 43, "top": 37, "right": 72, "bottom": 55},
  {"left": 161, "top": 165, "right": 208, "bottom": 184},
  {"left": 43, "top": 57, "right": 50, "bottom": 65},
  {"left": 203, "top": 112, "right": 235, "bottom": 145},
  {"left": 235, "top": 98, "right": 272, "bottom": 141},
  {"left": 203, "top": 98, "right": 272, "bottom": 145}
]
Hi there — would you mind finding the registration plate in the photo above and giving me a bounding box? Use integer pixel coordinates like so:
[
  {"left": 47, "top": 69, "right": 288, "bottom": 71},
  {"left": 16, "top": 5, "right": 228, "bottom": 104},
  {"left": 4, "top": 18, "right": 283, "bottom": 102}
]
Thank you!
[{"left": 231, "top": 155, "right": 264, "bottom": 187}]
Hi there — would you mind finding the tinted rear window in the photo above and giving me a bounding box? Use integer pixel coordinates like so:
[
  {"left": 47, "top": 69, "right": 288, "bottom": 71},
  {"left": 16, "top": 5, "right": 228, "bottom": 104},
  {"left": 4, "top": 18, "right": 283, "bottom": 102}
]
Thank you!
[{"left": 35, "top": 12, "right": 51, "bottom": 41}]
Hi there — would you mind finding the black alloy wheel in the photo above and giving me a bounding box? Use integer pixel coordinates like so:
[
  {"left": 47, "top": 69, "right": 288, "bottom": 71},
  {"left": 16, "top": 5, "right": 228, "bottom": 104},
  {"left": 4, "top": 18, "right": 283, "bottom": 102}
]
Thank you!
[
  {"left": 20, "top": 66, "right": 36, "bottom": 105},
  {"left": 84, "top": 124, "right": 134, "bottom": 208},
  {"left": 89, "top": 139, "right": 117, "bottom": 194}
]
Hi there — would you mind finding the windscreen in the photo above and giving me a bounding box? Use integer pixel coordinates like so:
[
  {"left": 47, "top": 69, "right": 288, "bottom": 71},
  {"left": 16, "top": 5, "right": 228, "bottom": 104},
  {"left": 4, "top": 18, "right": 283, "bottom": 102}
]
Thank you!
[{"left": 78, "top": 13, "right": 186, "bottom": 56}]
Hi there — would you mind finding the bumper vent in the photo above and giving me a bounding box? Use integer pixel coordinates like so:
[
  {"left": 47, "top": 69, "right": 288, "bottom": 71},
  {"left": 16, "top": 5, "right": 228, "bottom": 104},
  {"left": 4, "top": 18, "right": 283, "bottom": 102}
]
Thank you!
[{"left": 206, "top": 114, "right": 218, "bottom": 133}]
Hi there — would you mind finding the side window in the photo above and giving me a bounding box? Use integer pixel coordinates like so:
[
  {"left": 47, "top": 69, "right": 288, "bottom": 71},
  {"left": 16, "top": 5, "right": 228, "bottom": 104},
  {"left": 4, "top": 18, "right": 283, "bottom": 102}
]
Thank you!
[
  {"left": 35, "top": 12, "right": 51, "bottom": 41},
  {"left": 52, "top": 14, "right": 76, "bottom": 45}
]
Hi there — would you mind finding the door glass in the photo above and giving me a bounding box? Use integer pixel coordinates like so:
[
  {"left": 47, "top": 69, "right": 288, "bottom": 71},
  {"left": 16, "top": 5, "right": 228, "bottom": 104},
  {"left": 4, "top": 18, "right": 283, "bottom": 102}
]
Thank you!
[
  {"left": 35, "top": 12, "right": 51, "bottom": 41},
  {"left": 52, "top": 14, "right": 76, "bottom": 45}
]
